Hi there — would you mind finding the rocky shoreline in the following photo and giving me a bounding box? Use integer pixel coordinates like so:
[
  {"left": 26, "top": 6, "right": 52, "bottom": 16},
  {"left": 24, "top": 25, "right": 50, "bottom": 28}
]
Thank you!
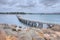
[{"left": 0, "top": 24, "right": 60, "bottom": 40}]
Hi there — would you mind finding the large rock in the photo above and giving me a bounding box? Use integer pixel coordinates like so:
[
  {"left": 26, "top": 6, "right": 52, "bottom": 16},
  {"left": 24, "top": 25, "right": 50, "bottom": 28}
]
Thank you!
[
  {"left": 0, "top": 29, "right": 6, "bottom": 40},
  {"left": 50, "top": 25, "right": 60, "bottom": 32},
  {"left": 0, "top": 24, "right": 60, "bottom": 40},
  {"left": 0, "top": 29, "right": 18, "bottom": 40},
  {"left": 42, "top": 28, "right": 60, "bottom": 40},
  {"left": 6, "top": 35, "right": 18, "bottom": 40},
  {"left": 18, "top": 27, "right": 45, "bottom": 40}
]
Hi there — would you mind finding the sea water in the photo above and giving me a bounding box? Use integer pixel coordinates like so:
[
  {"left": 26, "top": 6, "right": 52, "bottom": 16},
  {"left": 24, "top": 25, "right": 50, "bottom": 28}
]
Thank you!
[
  {"left": 20, "top": 15, "right": 60, "bottom": 25},
  {"left": 0, "top": 14, "right": 60, "bottom": 28}
]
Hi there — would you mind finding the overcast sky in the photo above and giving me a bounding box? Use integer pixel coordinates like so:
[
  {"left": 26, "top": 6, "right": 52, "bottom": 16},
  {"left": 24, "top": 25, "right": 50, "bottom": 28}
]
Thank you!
[{"left": 0, "top": 0, "right": 60, "bottom": 13}]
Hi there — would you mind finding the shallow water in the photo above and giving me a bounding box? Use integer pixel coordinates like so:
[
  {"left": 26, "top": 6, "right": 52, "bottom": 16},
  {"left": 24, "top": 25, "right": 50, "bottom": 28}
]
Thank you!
[
  {"left": 0, "top": 15, "right": 30, "bottom": 28},
  {"left": 0, "top": 15, "right": 60, "bottom": 28},
  {"left": 20, "top": 15, "right": 60, "bottom": 25},
  {"left": 0, "top": 15, "right": 20, "bottom": 26}
]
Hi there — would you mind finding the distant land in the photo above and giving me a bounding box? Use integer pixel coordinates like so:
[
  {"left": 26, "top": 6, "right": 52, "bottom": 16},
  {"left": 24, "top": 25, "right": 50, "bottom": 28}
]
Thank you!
[{"left": 0, "top": 12, "right": 60, "bottom": 15}]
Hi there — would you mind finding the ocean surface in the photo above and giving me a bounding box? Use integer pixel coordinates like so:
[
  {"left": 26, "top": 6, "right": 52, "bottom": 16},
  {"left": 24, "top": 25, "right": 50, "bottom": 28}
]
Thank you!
[
  {"left": 0, "top": 15, "right": 60, "bottom": 28},
  {"left": 20, "top": 15, "right": 60, "bottom": 25},
  {"left": 0, "top": 15, "right": 20, "bottom": 25}
]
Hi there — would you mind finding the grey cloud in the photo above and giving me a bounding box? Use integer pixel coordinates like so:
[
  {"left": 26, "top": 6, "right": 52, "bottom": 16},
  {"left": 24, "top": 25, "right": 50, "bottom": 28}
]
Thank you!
[
  {"left": 0, "top": 0, "right": 17, "bottom": 6},
  {"left": 16, "top": 3, "right": 36, "bottom": 8},
  {"left": 8, "top": 0, "right": 18, "bottom": 6},
  {"left": 0, "top": 0, "right": 60, "bottom": 13},
  {"left": 15, "top": 0, "right": 36, "bottom": 8},
  {"left": 0, "top": 0, "right": 60, "bottom": 7},
  {"left": 0, "top": 0, "right": 8, "bottom": 4},
  {"left": 40, "top": 0, "right": 60, "bottom": 6},
  {"left": 16, "top": 5, "right": 35, "bottom": 8}
]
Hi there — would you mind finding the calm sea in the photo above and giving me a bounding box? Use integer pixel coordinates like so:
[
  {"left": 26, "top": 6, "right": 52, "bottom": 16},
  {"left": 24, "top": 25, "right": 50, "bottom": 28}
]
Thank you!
[{"left": 0, "top": 15, "right": 60, "bottom": 28}]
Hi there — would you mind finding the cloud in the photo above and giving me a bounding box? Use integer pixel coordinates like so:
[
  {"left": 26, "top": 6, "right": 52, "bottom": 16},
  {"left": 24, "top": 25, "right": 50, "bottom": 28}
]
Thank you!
[
  {"left": 40, "top": 0, "right": 60, "bottom": 6},
  {"left": 13, "top": 0, "right": 36, "bottom": 8},
  {"left": 0, "top": 0, "right": 60, "bottom": 13},
  {"left": 0, "top": 0, "right": 17, "bottom": 6},
  {"left": 0, "top": 0, "right": 8, "bottom": 4}
]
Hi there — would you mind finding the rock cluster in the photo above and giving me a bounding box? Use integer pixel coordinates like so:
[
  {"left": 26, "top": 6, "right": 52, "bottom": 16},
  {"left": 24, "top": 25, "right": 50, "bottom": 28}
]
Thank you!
[
  {"left": 50, "top": 25, "right": 60, "bottom": 31},
  {"left": 0, "top": 24, "right": 60, "bottom": 40}
]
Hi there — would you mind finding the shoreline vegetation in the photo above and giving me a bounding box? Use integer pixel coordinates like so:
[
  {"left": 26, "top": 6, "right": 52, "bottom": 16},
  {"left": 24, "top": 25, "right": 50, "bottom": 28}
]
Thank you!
[
  {"left": 0, "top": 24, "right": 60, "bottom": 40},
  {"left": 0, "top": 12, "right": 60, "bottom": 15}
]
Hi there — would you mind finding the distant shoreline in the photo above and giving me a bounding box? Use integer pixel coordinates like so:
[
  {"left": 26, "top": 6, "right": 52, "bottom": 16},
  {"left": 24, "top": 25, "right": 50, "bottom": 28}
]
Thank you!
[{"left": 0, "top": 12, "right": 60, "bottom": 15}]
